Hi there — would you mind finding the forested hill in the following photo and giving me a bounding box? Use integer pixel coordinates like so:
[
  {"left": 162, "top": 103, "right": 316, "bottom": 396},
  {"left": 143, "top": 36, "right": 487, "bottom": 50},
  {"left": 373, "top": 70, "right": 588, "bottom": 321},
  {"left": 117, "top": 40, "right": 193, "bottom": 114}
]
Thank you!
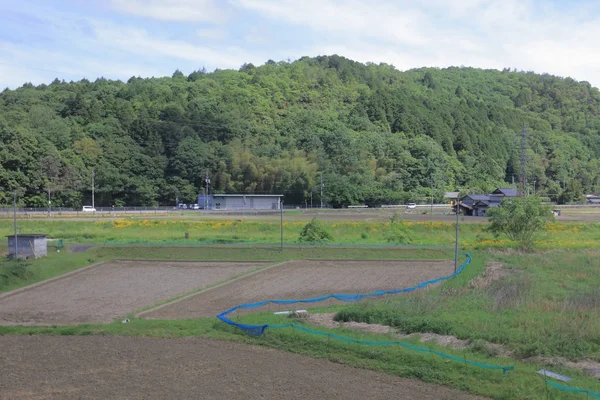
[{"left": 1, "top": 55, "right": 600, "bottom": 208}]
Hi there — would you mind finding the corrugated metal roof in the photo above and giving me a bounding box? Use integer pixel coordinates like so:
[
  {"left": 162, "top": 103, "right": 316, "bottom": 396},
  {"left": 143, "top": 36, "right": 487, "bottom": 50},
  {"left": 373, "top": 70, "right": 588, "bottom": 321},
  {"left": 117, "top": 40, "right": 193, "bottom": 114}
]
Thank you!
[{"left": 212, "top": 194, "right": 284, "bottom": 197}]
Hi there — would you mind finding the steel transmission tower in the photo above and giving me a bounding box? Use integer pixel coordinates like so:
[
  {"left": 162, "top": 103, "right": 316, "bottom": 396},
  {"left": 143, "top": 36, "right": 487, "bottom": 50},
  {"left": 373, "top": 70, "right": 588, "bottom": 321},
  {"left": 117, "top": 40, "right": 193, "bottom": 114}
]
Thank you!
[{"left": 518, "top": 123, "right": 527, "bottom": 197}]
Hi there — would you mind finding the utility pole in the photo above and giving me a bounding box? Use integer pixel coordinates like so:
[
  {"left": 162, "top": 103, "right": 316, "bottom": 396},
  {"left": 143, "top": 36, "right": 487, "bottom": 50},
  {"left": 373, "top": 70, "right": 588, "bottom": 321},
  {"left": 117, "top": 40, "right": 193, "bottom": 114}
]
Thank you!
[
  {"left": 518, "top": 123, "right": 527, "bottom": 197},
  {"left": 280, "top": 200, "right": 284, "bottom": 251},
  {"left": 204, "top": 171, "right": 210, "bottom": 210},
  {"left": 13, "top": 190, "right": 18, "bottom": 261},
  {"left": 430, "top": 172, "right": 434, "bottom": 217},
  {"left": 320, "top": 173, "right": 324, "bottom": 209},
  {"left": 92, "top": 168, "right": 95, "bottom": 208},
  {"left": 454, "top": 193, "right": 459, "bottom": 273}
]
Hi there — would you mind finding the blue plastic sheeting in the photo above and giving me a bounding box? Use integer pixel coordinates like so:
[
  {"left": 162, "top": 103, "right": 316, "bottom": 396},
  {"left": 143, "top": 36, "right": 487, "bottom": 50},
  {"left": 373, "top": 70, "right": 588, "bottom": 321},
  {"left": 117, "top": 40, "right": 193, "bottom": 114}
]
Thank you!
[
  {"left": 217, "top": 253, "right": 472, "bottom": 334},
  {"left": 216, "top": 253, "right": 516, "bottom": 373},
  {"left": 214, "top": 253, "right": 514, "bottom": 375}
]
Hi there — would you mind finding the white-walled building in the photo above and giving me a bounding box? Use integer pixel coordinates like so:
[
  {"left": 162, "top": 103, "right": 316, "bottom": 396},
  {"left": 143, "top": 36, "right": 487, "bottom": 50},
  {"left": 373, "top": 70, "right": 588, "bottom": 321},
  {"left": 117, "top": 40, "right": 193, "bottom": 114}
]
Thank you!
[{"left": 210, "top": 194, "right": 283, "bottom": 210}]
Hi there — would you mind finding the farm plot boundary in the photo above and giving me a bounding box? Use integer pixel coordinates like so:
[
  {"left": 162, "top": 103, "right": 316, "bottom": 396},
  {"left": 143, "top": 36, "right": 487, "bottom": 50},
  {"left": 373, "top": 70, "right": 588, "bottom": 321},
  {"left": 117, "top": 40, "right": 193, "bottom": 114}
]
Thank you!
[{"left": 0, "top": 260, "right": 270, "bottom": 325}]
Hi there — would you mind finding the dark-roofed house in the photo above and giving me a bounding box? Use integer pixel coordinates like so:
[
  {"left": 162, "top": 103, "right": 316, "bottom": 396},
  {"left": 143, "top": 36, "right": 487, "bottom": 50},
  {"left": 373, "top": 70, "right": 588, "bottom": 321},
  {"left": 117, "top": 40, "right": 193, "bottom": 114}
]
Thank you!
[
  {"left": 491, "top": 188, "right": 518, "bottom": 197},
  {"left": 471, "top": 198, "right": 502, "bottom": 216},
  {"left": 459, "top": 187, "right": 518, "bottom": 216},
  {"left": 459, "top": 194, "right": 490, "bottom": 216}
]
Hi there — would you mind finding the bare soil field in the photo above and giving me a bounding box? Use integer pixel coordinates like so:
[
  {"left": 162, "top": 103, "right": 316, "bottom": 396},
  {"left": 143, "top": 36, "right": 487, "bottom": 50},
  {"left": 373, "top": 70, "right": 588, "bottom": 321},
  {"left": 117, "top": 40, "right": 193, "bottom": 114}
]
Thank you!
[
  {"left": 0, "top": 335, "right": 483, "bottom": 400},
  {"left": 0, "top": 261, "right": 266, "bottom": 325},
  {"left": 143, "top": 260, "right": 453, "bottom": 319}
]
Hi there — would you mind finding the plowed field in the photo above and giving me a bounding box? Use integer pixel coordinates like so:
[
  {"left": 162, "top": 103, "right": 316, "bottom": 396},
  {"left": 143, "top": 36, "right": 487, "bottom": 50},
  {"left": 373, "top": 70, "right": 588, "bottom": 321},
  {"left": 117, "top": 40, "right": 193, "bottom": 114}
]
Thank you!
[{"left": 142, "top": 260, "right": 453, "bottom": 319}]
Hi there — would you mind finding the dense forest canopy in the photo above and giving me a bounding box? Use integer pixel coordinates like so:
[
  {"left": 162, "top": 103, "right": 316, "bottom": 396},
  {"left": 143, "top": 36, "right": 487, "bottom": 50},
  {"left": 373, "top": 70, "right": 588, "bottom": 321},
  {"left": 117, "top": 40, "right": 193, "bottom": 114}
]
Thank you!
[{"left": 1, "top": 55, "right": 599, "bottom": 207}]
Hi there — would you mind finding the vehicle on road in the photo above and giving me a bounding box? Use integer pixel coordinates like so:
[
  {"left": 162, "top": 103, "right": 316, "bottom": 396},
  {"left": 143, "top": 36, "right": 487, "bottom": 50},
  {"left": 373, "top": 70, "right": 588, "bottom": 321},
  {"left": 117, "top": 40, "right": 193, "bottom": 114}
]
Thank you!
[
  {"left": 191, "top": 204, "right": 200, "bottom": 210},
  {"left": 406, "top": 203, "right": 417, "bottom": 209},
  {"left": 82, "top": 206, "right": 96, "bottom": 212}
]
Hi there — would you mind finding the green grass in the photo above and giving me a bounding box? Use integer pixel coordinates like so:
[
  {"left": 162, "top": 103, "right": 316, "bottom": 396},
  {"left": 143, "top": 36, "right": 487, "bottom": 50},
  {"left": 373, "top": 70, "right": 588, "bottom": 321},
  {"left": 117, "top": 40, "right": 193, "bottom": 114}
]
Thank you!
[
  {"left": 334, "top": 249, "right": 600, "bottom": 361},
  {"left": 1, "top": 218, "right": 599, "bottom": 249},
  {"left": 0, "top": 250, "right": 101, "bottom": 293}
]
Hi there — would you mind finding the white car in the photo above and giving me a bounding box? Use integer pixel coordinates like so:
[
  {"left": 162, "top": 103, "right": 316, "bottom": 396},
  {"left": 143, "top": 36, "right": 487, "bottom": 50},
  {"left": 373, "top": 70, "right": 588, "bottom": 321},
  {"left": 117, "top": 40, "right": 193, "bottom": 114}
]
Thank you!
[
  {"left": 191, "top": 204, "right": 200, "bottom": 210},
  {"left": 82, "top": 206, "right": 96, "bottom": 212},
  {"left": 406, "top": 203, "right": 417, "bottom": 209}
]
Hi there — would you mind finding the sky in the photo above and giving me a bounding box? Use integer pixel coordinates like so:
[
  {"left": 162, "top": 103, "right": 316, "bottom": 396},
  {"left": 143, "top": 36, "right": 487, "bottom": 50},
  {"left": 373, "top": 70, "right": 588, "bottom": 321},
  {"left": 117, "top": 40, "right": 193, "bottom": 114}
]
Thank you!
[{"left": 1, "top": 0, "right": 600, "bottom": 89}]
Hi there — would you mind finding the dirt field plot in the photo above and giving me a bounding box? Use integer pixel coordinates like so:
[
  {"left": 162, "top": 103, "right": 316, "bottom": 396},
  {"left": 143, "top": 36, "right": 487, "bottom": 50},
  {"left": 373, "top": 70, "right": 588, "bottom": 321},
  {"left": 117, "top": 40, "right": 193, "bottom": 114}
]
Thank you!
[
  {"left": 143, "top": 260, "right": 453, "bottom": 319},
  {"left": 0, "top": 336, "right": 481, "bottom": 400},
  {"left": 0, "top": 261, "right": 266, "bottom": 325}
]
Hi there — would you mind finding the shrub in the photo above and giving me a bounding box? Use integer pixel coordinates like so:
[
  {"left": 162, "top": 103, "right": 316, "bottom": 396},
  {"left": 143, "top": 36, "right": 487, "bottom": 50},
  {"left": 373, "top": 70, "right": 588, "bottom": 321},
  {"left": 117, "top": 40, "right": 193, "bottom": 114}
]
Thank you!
[
  {"left": 386, "top": 213, "right": 413, "bottom": 243},
  {"left": 486, "top": 196, "right": 553, "bottom": 250},
  {"left": 298, "top": 218, "right": 333, "bottom": 243}
]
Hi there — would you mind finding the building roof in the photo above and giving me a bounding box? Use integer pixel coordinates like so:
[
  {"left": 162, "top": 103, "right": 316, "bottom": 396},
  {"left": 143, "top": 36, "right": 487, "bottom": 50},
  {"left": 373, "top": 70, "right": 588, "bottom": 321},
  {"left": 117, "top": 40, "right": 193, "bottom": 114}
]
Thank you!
[
  {"left": 492, "top": 188, "right": 517, "bottom": 197},
  {"left": 6, "top": 234, "right": 47, "bottom": 238},
  {"left": 474, "top": 199, "right": 501, "bottom": 207},
  {"left": 464, "top": 194, "right": 490, "bottom": 201},
  {"left": 444, "top": 191, "right": 460, "bottom": 199},
  {"left": 212, "top": 194, "right": 284, "bottom": 197}
]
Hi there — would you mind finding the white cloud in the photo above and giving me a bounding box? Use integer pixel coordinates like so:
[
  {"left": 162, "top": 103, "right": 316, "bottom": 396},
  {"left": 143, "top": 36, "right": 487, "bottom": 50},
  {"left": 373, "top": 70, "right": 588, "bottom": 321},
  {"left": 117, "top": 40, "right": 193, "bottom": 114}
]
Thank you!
[
  {"left": 110, "top": 0, "right": 229, "bottom": 22},
  {"left": 237, "top": 0, "right": 430, "bottom": 47},
  {"left": 196, "top": 27, "right": 227, "bottom": 40},
  {"left": 0, "top": 63, "right": 46, "bottom": 89},
  {"left": 90, "top": 21, "right": 256, "bottom": 69},
  {"left": 237, "top": 0, "right": 600, "bottom": 87},
  {"left": 2, "top": 0, "right": 600, "bottom": 89},
  {"left": 0, "top": 41, "right": 166, "bottom": 87}
]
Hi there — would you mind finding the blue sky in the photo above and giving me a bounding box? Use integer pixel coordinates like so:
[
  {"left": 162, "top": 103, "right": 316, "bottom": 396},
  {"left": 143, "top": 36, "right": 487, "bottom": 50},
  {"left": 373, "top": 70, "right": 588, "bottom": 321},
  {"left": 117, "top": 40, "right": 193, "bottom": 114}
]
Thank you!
[{"left": 1, "top": 0, "right": 600, "bottom": 89}]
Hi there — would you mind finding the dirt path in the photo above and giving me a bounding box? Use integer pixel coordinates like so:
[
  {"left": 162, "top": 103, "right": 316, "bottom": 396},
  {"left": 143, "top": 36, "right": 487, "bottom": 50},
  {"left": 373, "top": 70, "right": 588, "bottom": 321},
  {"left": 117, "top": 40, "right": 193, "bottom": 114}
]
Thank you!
[
  {"left": 0, "top": 261, "right": 266, "bottom": 325},
  {"left": 68, "top": 244, "right": 95, "bottom": 253},
  {"left": 143, "top": 260, "right": 453, "bottom": 319},
  {"left": 0, "top": 335, "right": 483, "bottom": 400}
]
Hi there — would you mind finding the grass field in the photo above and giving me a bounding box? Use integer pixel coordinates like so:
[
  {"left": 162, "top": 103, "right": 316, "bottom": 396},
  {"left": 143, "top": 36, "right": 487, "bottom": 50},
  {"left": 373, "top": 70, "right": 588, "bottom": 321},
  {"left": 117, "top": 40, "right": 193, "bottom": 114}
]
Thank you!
[
  {"left": 1, "top": 213, "right": 600, "bottom": 399},
  {"left": 336, "top": 249, "right": 600, "bottom": 359},
  {"left": 1, "top": 217, "right": 599, "bottom": 249}
]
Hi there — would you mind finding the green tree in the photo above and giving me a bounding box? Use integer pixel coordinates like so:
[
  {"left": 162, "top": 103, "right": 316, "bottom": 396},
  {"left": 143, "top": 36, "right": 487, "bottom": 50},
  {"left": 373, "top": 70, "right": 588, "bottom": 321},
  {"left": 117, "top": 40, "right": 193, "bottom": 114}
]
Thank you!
[
  {"left": 486, "top": 196, "right": 554, "bottom": 250},
  {"left": 558, "top": 180, "right": 584, "bottom": 204},
  {"left": 1, "top": 58, "right": 600, "bottom": 207}
]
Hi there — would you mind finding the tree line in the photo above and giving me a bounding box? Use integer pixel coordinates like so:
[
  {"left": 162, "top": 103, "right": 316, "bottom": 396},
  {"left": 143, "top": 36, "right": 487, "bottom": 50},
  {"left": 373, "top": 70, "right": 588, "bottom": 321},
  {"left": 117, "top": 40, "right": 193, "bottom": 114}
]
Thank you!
[{"left": 1, "top": 56, "right": 599, "bottom": 207}]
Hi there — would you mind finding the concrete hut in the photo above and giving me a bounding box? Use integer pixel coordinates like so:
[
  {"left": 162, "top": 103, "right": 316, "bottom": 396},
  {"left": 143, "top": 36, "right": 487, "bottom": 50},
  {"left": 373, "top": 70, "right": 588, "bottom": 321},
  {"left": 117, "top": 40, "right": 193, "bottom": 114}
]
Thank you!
[{"left": 7, "top": 234, "right": 48, "bottom": 259}]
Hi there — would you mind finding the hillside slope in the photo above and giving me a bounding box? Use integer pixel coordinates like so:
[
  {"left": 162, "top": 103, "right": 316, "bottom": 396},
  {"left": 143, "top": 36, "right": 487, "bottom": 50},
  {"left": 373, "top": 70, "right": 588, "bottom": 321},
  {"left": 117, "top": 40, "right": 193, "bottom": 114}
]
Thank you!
[{"left": 1, "top": 55, "right": 599, "bottom": 207}]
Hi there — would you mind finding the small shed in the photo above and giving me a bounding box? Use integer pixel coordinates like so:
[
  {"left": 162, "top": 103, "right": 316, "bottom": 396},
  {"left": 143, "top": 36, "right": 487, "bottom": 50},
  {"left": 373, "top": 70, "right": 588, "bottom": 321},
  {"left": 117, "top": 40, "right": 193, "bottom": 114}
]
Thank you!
[{"left": 7, "top": 234, "right": 48, "bottom": 259}]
